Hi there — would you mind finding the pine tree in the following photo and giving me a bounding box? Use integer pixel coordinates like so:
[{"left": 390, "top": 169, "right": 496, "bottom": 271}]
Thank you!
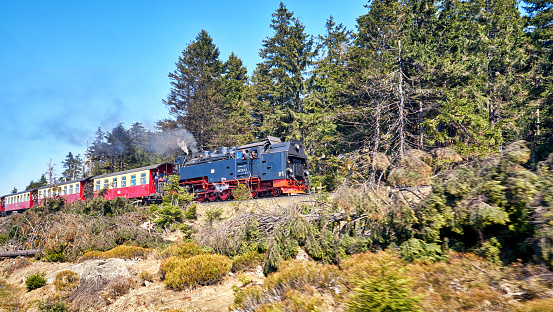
[
  {"left": 524, "top": 0, "right": 553, "bottom": 160},
  {"left": 61, "top": 152, "right": 83, "bottom": 181},
  {"left": 425, "top": 0, "right": 529, "bottom": 157},
  {"left": 158, "top": 30, "right": 224, "bottom": 151},
  {"left": 341, "top": 0, "right": 415, "bottom": 183},
  {"left": 214, "top": 52, "right": 253, "bottom": 146},
  {"left": 252, "top": 2, "right": 315, "bottom": 141},
  {"left": 306, "top": 17, "right": 351, "bottom": 177},
  {"left": 25, "top": 174, "right": 47, "bottom": 190}
]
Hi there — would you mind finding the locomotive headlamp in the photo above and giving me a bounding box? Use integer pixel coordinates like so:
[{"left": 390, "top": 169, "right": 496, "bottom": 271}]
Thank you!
[
  {"left": 305, "top": 170, "right": 309, "bottom": 176},
  {"left": 295, "top": 144, "right": 300, "bottom": 150},
  {"left": 287, "top": 168, "right": 293, "bottom": 174}
]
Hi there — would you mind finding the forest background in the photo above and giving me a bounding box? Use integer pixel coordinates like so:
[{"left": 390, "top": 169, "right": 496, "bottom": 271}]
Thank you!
[{"left": 18, "top": 0, "right": 552, "bottom": 191}]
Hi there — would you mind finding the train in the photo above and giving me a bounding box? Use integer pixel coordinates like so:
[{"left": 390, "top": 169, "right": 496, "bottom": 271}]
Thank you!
[{"left": 0, "top": 137, "right": 310, "bottom": 213}]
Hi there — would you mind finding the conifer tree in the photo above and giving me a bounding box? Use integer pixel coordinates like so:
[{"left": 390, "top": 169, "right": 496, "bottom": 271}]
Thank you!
[
  {"left": 252, "top": 2, "right": 315, "bottom": 141},
  {"left": 342, "top": 0, "right": 415, "bottom": 183},
  {"left": 214, "top": 52, "right": 253, "bottom": 146},
  {"left": 425, "top": 0, "right": 529, "bottom": 157},
  {"left": 61, "top": 152, "right": 83, "bottom": 181},
  {"left": 158, "top": 30, "right": 224, "bottom": 150},
  {"left": 524, "top": 0, "right": 553, "bottom": 159}
]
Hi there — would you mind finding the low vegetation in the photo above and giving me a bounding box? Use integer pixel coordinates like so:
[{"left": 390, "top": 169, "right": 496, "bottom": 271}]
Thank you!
[
  {"left": 2, "top": 142, "right": 553, "bottom": 311},
  {"left": 25, "top": 271, "right": 47, "bottom": 291},
  {"left": 163, "top": 254, "right": 232, "bottom": 290}
]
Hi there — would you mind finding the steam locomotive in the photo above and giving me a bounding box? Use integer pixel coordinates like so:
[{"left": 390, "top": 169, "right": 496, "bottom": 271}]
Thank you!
[{"left": 0, "top": 137, "right": 309, "bottom": 213}]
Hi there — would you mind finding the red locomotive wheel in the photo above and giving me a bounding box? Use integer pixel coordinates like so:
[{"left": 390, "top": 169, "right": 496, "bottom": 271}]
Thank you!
[
  {"left": 219, "top": 189, "right": 231, "bottom": 201},
  {"left": 196, "top": 193, "right": 206, "bottom": 203},
  {"left": 271, "top": 188, "right": 281, "bottom": 197},
  {"left": 207, "top": 192, "right": 218, "bottom": 202}
]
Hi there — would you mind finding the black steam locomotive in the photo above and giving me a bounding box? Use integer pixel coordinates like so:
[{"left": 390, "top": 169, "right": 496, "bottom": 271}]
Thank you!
[{"left": 176, "top": 136, "right": 310, "bottom": 202}]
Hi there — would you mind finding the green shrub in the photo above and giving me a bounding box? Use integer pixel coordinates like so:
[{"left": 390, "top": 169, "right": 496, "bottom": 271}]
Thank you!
[
  {"left": 399, "top": 238, "right": 448, "bottom": 263},
  {"left": 347, "top": 264, "right": 421, "bottom": 312},
  {"left": 159, "top": 256, "right": 183, "bottom": 280},
  {"left": 26, "top": 272, "right": 47, "bottom": 291},
  {"left": 184, "top": 204, "right": 197, "bottom": 219},
  {"left": 475, "top": 237, "right": 502, "bottom": 263},
  {"left": 44, "top": 243, "right": 67, "bottom": 262},
  {"left": 231, "top": 250, "right": 264, "bottom": 273},
  {"left": 163, "top": 254, "right": 232, "bottom": 289},
  {"left": 37, "top": 300, "right": 71, "bottom": 312},
  {"left": 205, "top": 207, "right": 223, "bottom": 225},
  {"left": 54, "top": 270, "right": 79, "bottom": 292}
]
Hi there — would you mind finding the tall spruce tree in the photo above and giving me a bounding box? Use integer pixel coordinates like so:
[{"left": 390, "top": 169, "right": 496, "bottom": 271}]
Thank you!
[
  {"left": 61, "top": 152, "right": 83, "bottom": 181},
  {"left": 214, "top": 52, "right": 253, "bottom": 147},
  {"left": 425, "top": 0, "right": 529, "bottom": 157},
  {"left": 252, "top": 2, "right": 315, "bottom": 141},
  {"left": 525, "top": 0, "right": 553, "bottom": 160},
  {"left": 342, "top": 0, "right": 415, "bottom": 182},
  {"left": 158, "top": 30, "right": 224, "bottom": 150}
]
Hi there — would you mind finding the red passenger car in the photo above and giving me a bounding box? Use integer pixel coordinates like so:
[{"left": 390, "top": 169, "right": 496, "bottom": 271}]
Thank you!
[
  {"left": 92, "top": 163, "right": 173, "bottom": 202},
  {"left": 36, "top": 177, "right": 93, "bottom": 205},
  {"left": 3, "top": 191, "right": 34, "bottom": 212}
]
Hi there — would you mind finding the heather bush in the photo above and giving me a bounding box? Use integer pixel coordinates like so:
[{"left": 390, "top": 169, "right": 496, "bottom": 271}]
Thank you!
[
  {"left": 163, "top": 254, "right": 232, "bottom": 289},
  {"left": 160, "top": 242, "right": 204, "bottom": 259},
  {"left": 78, "top": 245, "right": 152, "bottom": 261},
  {"left": 231, "top": 250, "right": 264, "bottom": 273},
  {"left": 54, "top": 270, "right": 79, "bottom": 292}
]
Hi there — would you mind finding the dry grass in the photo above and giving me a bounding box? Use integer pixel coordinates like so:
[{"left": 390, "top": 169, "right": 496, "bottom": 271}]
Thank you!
[
  {"left": 78, "top": 245, "right": 152, "bottom": 262},
  {"left": 2, "top": 257, "right": 32, "bottom": 277}
]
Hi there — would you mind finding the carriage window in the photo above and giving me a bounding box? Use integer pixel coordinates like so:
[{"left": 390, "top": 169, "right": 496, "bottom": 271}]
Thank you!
[
  {"left": 76, "top": 184, "right": 80, "bottom": 194},
  {"left": 121, "top": 176, "right": 127, "bottom": 187},
  {"left": 140, "top": 173, "right": 146, "bottom": 185},
  {"left": 104, "top": 179, "right": 109, "bottom": 189},
  {"left": 113, "top": 178, "right": 118, "bottom": 188},
  {"left": 69, "top": 185, "right": 73, "bottom": 194},
  {"left": 131, "top": 175, "right": 136, "bottom": 186},
  {"left": 64, "top": 186, "right": 67, "bottom": 195},
  {"left": 96, "top": 181, "right": 100, "bottom": 191},
  {"left": 48, "top": 189, "right": 51, "bottom": 197},
  {"left": 39, "top": 191, "right": 42, "bottom": 199}
]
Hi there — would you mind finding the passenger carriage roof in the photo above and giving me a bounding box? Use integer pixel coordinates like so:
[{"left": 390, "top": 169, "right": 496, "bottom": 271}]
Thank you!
[
  {"left": 93, "top": 163, "right": 173, "bottom": 179},
  {"left": 36, "top": 176, "right": 93, "bottom": 190},
  {"left": 2, "top": 190, "right": 31, "bottom": 197}
]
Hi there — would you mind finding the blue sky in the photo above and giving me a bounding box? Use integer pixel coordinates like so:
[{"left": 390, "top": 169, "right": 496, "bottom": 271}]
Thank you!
[{"left": 0, "top": 0, "right": 367, "bottom": 194}]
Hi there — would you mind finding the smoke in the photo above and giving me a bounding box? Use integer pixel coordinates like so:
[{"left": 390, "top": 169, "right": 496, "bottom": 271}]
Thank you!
[{"left": 148, "top": 129, "right": 198, "bottom": 156}]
